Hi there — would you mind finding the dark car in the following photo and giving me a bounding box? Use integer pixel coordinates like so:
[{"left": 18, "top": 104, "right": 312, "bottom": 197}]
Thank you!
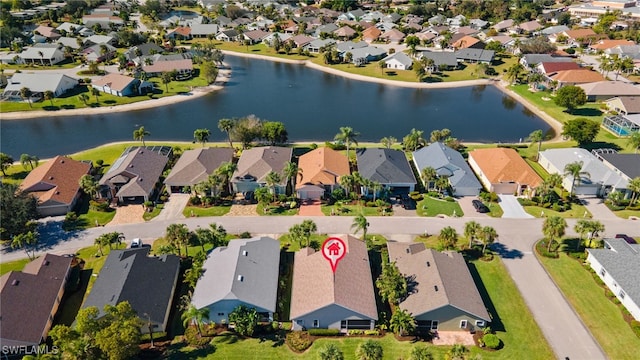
[
  {"left": 615, "top": 234, "right": 637, "bottom": 244},
  {"left": 401, "top": 196, "right": 416, "bottom": 210},
  {"left": 472, "top": 199, "right": 490, "bottom": 213}
]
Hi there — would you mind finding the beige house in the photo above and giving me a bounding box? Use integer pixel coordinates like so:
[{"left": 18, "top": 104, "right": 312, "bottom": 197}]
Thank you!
[{"left": 468, "top": 148, "right": 542, "bottom": 195}]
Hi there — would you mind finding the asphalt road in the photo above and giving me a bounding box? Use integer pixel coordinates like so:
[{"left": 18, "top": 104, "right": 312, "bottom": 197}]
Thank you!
[{"left": 4, "top": 215, "right": 637, "bottom": 359}]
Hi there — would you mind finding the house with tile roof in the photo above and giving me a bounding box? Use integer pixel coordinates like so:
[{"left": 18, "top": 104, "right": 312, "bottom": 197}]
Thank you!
[
  {"left": 538, "top": 148, "right": 629, "bottom": 196},
  {"left": 334, "top": 26, "right": 356, "bottom": 40},
  {"left": 468, "top": 148, "right": 543, "bottom": 195},
  {"left": 587, "top": 238, "right": 640, "bottom": 321},
  {"left": 243, "top": 29, "right": 270, "bottom": 44},
  {"left": 19, "top": 156, "right": 91, "bottom": 216},
  {"left": 517, "top": 20, "right": 542, "bottom": 33},
  {"left": 99, "top": 146, "right": 170, "bottom": 203},
  {"left": 290, "top": 235, "right": 377, "bottom": 331},
  {"left": 380, "top": 28, "right": 405, "bottom": 44},
  {"left": 142, "top": 58, "right": 194, "bottom": 78},
  {"left": 387, "top": 242, "right": 490, "bottom": 332},
  {"left": 34, "top": 25, "right": 61, "bottom": 40},
  {"left": 81, "top": 43, "right": 117, "bottom": 62},
  {"left": 451, "top": 35, "right": 483, "bottom": 50},
  {"left": 589, "top": 39, "right": 635, "bottom": 51},
  {"left": 520, "top": 54, "right": 574, "bottom": 68},
  {"left": 232, "top": 146, "right": 292, "bottom": 194},
  {"left": 577, "top": 81, "right": 640, "bottom": 101},
  {"left": 0, "top": 254, "right": 73, "bottom": 348},
  {"left": 537, "top": 61, "right": 581, "bottom": 76},
  {"left": 81, "top": 248, "right": 180, "bottom": 333},
  {"left": 362, "top": 26, "right": 382, "bottom": 43},
  {"left": 296, "top": 147, "right": 350, "bottom": 200},
  {"left": 356, "top": 148, "right": 417, "bottom": 196},
  {"left": 412, "top": 143, "right": 482, "bottom": 196},
  {"left": 191, "top": 237, "right": 280, "bottom": 323},
  {"left": 164, "top": 147, "right": 235, "bottom": 192},
  {"left": 92, "top": 73, "right": 153, "bottom": 97},
  {"left": 551, "top": 69, "right": 607, "bottom": 87}
]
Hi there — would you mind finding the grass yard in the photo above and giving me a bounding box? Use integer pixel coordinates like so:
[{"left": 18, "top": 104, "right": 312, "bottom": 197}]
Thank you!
[
  {"left": 525, "top": 159, "right": 550, "bottom": 180},
  {"left": 277, "top": 233, "right": 329, "bottom": 252},
  {"left": 257, "top": 202, "right": 299, "bottom": 216},
  {"left": 416, "top": 196, "right": 464, "bottom": 217},
  {"left": 523, "top": 204, "right": 592, "bottom": 219},
  {"left": 199, "top": 40, "right": 310, "bottom": 61},
  {"left": 321, "top": 203, "right": 390, "bottom": 216},
  {"left": 538, "top": 252, "right": 640, "bottom": 359},
  {"left": 484, "top": 201, "right": 504, "bottom": 218},
  {"left": 414, "top": 234, "right": 468, "bottom": 250},
  {"left": 182, "top": 205, "right": 231, "bottom": 217},
  {"left": 612, "top": 209, "right": 640, "bottom": 219},
  {"left": 0, "top": 257, "right": 30, "bottom": 275}
]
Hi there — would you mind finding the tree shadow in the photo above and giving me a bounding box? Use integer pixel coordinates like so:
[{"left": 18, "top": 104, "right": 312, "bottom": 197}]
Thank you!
[
  {"left": 54, "top": 267, "right": 92, "bottom": 326},
  {"left": 467, "top": 262, "right": 505, "bottom": 332},
  {"left": 42, "top": 105, "right": 61, "bottom": 111},
  {"left": 424, "top": 76, "right": 443, "bottom": 83},
  {"left": 103, "top": 100, "right": 116, "bottom": 105},
  {"left": 569, "top": 108, "right": 603, "bottom": 117},
  {"left": 385, "top": 71, "right": 398, "bottom": 76},
  {"left": 60, "top": 104, "right": 76, "bottom": 109},
  {"left": 581, "top": 142, "right": 622, "bottom": 151},
  {"left": 491, "top": 243, "right": 523, "bottom": 259},
  {"left": 34, "top": 219, "right": 84, "bottom": 251}
]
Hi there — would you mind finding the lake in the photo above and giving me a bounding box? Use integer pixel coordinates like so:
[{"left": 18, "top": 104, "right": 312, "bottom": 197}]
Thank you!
[{"left": 0, "top": 55, "right": 551, "bottom": 158}]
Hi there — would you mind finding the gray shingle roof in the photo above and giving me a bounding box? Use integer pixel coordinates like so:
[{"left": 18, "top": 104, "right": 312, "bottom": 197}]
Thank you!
[
  {"left": 164, "top": 148, "right": 234, "bottom": 187},
  {"left": 191, "top": 237, "right": 280, "bottom": 313},
  {"left": 356, "top": 148, "right": 417, "bottom": 185},
  {"left": 588, "top": 239, "right": 640, "bottom": 306},
  {"left": 99, "top": 147, "right": 170, "bottom": 198},
  {"left": 420, "top": 51, "right": 458, "bottom": 67},
  {"left": 387, "top": 242, "right": 490, "bottom": 321},
  {"left": 599, "top": 153, "right": 640, "bottom": 179},
  {"left": 232, "top": 146, "right": 292, "bottom": 185},
  {"left": 455, "top": 48, "right": 494, "bottom": 62},
  {"left": 81, "top": 248, "right": 180, "bottom": 331},
  {"left": 413, "top": 142, "right": 481, "bottom": 190},
  {"left": 539, "top": 148, "right": 628, "bottom": 189}
]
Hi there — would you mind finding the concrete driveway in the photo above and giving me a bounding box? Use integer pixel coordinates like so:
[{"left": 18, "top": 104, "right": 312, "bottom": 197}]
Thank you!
[
  {"left": 498, "top": 195, "right": 534, "bottom": 219},
  {"left": 578, "top": 196, "right": 619, "bottom": 221},
  {"left": 152, "top": 193, "right": 189, "bottom": 222},
  {"left": 458, "top": 196, "right": 489, "bottom": 218}
]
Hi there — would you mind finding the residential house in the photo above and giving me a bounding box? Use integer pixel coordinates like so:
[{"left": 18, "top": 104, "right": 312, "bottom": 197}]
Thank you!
[
  {"left": 382, "top": 52, "right": 412, "bottom": 70},
  {"left": 455, "top": 48, "right": 494, "bottom": 64},
  {"left": 243, "top": 29, "right": 270, "bottom": 44},
  {"left": 590, "top": 39, "right": 636, "bottom": 52},
  {"left": 92, "top": 73, "right": 153, "bottom": 97},
  {"left": 82, "top": 14, "right": 124, "bottom": 29},
  {"left": 191, "top": 237, "right": 280, "bottom": 324},
  {"left": 164, "top": 147, "right": 235, "bottom": 192},
  {"left": 387, "top": 242, "right": 490, "bottom": 332},
  {"left": 415, "top": 31, "right": 436, "bottom": 44},
  {"left": 517, "top": 20, "right": 542, "bottom": 33},
  {"left": 520, "top": 54, "right": 574, "bottom": 69},
  {"left": 551, "top": 69, "right": 606, "bottom": 87},
  {"left": 334, "top": 26, "right": 356, "bottom": 40},
  {"left": 419, "top": 51, "right": 458, "bottom": 71},
  {"left": 493, "top": 19, "right": 515, "bottom": 32},
  {"left": 606, "top": 96, "right": 640, "bottom": 115},
  {"left": 81, "top": 248, "right": 180, "bottom": 333},
  {"left": 99, "top": 146, "right": 171, "bottom": 203},
  {"left": 336, "top": 41, "right": 369, "bottom": 54},
  {"left": 338, "top": 9, "right": 365, "bottom": 21},
  {"left": 263, "top": 33, "right": 292, "bottom": 46},
  {"left": 124, "top": 43, "right": 164, "bottom": 61},
  {"left": 577, "top": 81, "right": 640, "bottom": 101},
  {"left": 587, "top": 238, "right": 640, "bottom": 321},
  {"left": 81, "top": 43, "right": 116, "bottom": 62},
  {"left": 0, "top": 254, "right": 73, "bottom": 348},
  {"left": 538, "top": 148, "right": 628, "bottom": 196},
  {"left": 537, "top": 61, "right": 581, "bottom": 78},
  {"left": 56, "top": 37, "right": 83, "bottom": 50},
  {"left": 56, "top": 22, "right": 86, "bottom": 35},
  {"left": 83, "top": 35, "right": 116, "bottom": 47},
  {"left": 231, "top": 146, "right": 292, "bottom": 194},
  {"left": 288, "top": 35, "right": 315, "bottom": 48},
  {"left": 362, "top": 26, "right": 382, "bottom": 43},
  {"left": 296, "top": 147, "right": 350, "bottom": 200},
  {"left": 412, "top": 143, "right": 482, "bottom": 196},
  {"left": 314, "top": 23, "right": 339, "bottom": 37},
  {"left": 569, "top": 1, "right": 640, "bottom": 20},
  {"left": 451, "top": 36, "right": 484, "bottom": 50},
  {"left": 349, "top": 46, "right": 387, "bottom": 65},
  {"left": 190, "top": 24, "right": 220, "bottom": 38},
  {"left": 595, "top": 152, "right": 640, "bottom": 183},
  {"left": 604, "top": 97, "right": 640, "bottom": 135},
  {"left": 305, "top": 39, "right": 336, "bottom": 54},
  {"left": 356, "top": 148, "right": 417, "bottom": 196},
  {"left": 142, "top": 59, "right": 194, "bottom": 78},
  {"left": 468, "top": 148, "right": 542, "bottom": 195},
  {"left": 380, "top": 28, "right": 405, "bottom": 44},
  {"left": 34, "top": 25, "right": 61, "bottom": 41},
  {"left": 556, "top": 28, "right": 602, "bottom": 47},
  {"left": 19, "top": 45, "right": 65, "bottom": 65},
  {"left": 456, "top": 26, "right": 479, "bottom": 36},
  {"left": 3, "top": 73, "right": 78, "bottom": 101},
  {"left": 19, "top": 156, "right": 91, "bottom": 216},
  {"left": 383, "top": 13, "right": 402, "bottom": 24},
  {"left": 216, "top": 30, "right": 241, "bottom": 42},
  {"left": 540, "top": 25, "right": 570, "bottom": 36},
  {"left": 166, "top": 26, "right": 192, "bottom": 40},
  {"left": 290, "top": 235, "right": 378, "bottom": 331}
]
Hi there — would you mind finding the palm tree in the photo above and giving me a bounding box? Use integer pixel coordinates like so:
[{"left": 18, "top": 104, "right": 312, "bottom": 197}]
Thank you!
[
  {"left": 20, "top": 87, "right": 32, "bottom": 108},
  {"left": 352, "top": 214, "right": 370, "bottom": 240},
  {"left": 283, "top": 161, "right": 302, "bottom": 196},
  {"left": 339, "top": 174, "right": 356, "bottom": 197},
  {"left": 446, "top": 344, "right": 468, "bottom": 360},
  {"left": 300, "top": 219, "right": 317, "bottom": 247},
  {"left": 265, "top": 171, "right": 282, "bottom": 202},
  {"left": 181, "top": 304, "right": 210, "bottom": 336},
  {"left": 564, "top": 161, "right": 590, "bottom": 198},
  {"left": 20, "top": 154, "right": 38, "bottom": 170},
  {"left": 161, "top": 71, "right": 172, "bottom": 92},
  {"left": 380, "top": 136, "right": 397, "bottom": 149},
  {"left": 193, "top": 128, "right": 211, "bottom": 147},
  {"left": 506, "top": 63, "right": 523, "bottom": 84},
  {"left": 627, "top": 132, "right": 640, "bottom": 154},
  {"left": 133, "top": 126, "right": 150, "bottom": 146},
  {"left": 166, "top": 223, "right": 190, "bottom": 257},
  {"left": 628, "top": 177, "right": 640, "bottom": 207},
  {"left": 91, "top": 87, "right": 100, "bottom": 103},
  {"left": 421, "top": 167, "right": 437, "bottom": 191},
  {"left": 94, "top": 234, "right": 106, "bottom": 256},
  {"left": 479, "top": 226, "right": 498, "bottom": 253},
  {"left": 318, "top": 343, "right": 344, "bottom": 360},
  {"left": 37, "top": 50, "right": 44, "bottom": 65},
  {"left": 355, "top": 340, "right": 383, "bottom": 360},
  {"left": 334, "top": 126, "right": 359, "bottom": 159},
  {"left": 403, "top": 128, "right": 426, "bottom": 152},
  {"left": 79, "top": 93, "right": 89, "bottom": 105},
  {"left": 216, "top": 161, "right": 238, "bottom": 195},
  {"left": 370, "top": 181, "right": 383, "bottom": 202},
  {"left": 11, "top": 231, "right": 38, "bottom": 260},
  {"left": 435, "top": 177, "right": 449, "bottom": 195},
  {"left": 464, "top": 221, "right": 481, "bottom": 249},
  {"left": 79, "top": 174, "right": 99, "bottom": 198},
  {"left": 528, "top": 129, "right": 544, "bottom": 161},
  {"left": 0, "top": 153, "right": 14, "bottom": 176},
  {"left": 218, "top": 118, "right": 236, "bottom": 148},
  {"left": 438, "top": 226, "right": 458, "bottom": 250},
  {"left": 542, "top": 215, "right": 567, "bottom": 252},
  {"left": 389, "top": 308, "right": 416, "bottom": 336},
  {"left": 44, "top": 90, "right": 54, "bottom": 106}
]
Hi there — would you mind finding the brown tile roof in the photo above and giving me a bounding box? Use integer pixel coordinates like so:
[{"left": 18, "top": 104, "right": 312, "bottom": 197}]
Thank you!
[
  {"left": 362, "top": 26, "right": 381, "bottom": 41},
  {"left": 290, "top": 235, "right": 378, "bottom": 320},
  {"left": 539, "top": 61, "right": 580, "bottom": 75},
  {"left": 552, "top": 69, "right": 606, "bottom": 84},
  {"left": 296, "top": 147, "right": 350, "bottom": 189},
  {"left": 35, "top": 25, "right": 60, "bottom": 39},
  {"left": 92, "top": 73, "right": 137, "bottom": 92},
  {"left": 171, "top": 26, "right": 191, "bottom": 36},
  {"left": 469, "top": 148, "right": 542, "bottom": 188},
  {"left": 0, "top": 254, "right": 73, "bottom": 346},
  {"left": 19, "top": 156, "right": 91, "bottom": 208},
  {"left": 380, "top": 28, "right": 405, "bottom": 42},
  {"left": 589, "top": 39, "right": 634, "bottom": 50},
  {"left": 233, "top": 146, "right": 292, "bottom": 185},
  {"left": 387, "top": 242, "right": 490, "bottom": 321},
  {"left": 164, "top": 147, "right": 235, "bottom": 187},
  {"left": 451, "top": 35, "right": 480, "bottom": 49},
  {"left": 334, "top": 26, "right": 356, "bottom": 38},
  {"left": 564, "top": 28, "right": 597, "bottom": 40},
  {"left": 142, "top": 59, "right": 193, "bottom": 74}
]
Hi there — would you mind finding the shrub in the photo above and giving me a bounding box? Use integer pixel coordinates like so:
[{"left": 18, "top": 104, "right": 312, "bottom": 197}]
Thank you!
[
  {"left": 364, "top": 330, "right": 380, "bottom": 336},
  {"left": 366, "top": 201, "right": 376, "bottom": 207},
  {"left": 444, "top": 196, "right": 455, "bottom": 202},
  {"left": 517, "top": 198, "right": 536, "bottom": 206},
  {"left": 310, "top": 143, "right": 318, "bottom": 150},
  {"left": 630, "top": 321, "right": 640, "bottom": 339},
  {"left": 427, "top": 191, "right": 440, "bottom": 198},
  {"left": 409, "top": 191, "right": 419, "bottom": 197},
  {"left": 89, "top": 200, "right": 110, "bottom": 212},
  {"left": 190, "top": 196, "right": 201, "bottom": 205},
  {"left": 239, "top": 231, "right": 252, "bottom": 238},
  {"left": 482, "top": 333, "right": 501, "bottom": 349},
  {"left": 184, "top": 326, "right": 211, "bottom": 348},
  {"left": 409, "top": 193, "right": 423, "bottom": 201},
  {"left": 308, "top": 328, "right": 341, "bottom": 336},
  {"left": 348, "top": 330, "right": 364, "bottom": 336},
  {"left": 551, "top": 203, "right": 563, "bottom": 212},
  {"left": 286, "top": 331, "right": 312, "bottom": 352}
]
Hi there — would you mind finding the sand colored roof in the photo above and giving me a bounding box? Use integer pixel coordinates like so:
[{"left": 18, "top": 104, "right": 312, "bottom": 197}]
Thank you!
[
  {"left": 577, "top": 81, "right": 640, "bottom": 96},
  {"left": 164, "top": 147, "right": 235, "bottom": 187},
  {"left": 290, "top": 235, "right": 378, "bottom": 320},
  {"left": 92, "top": 73, "right": 137, "bottom": 92},
  {"left": 334, "top": 26, "right": 356, "bottom": 38},
  {"left": 564, "top": 28, "right": 597, "bottom": 40},
  {"left": 451, "top": 35, "right": 480, "bottom": 49},
  {"left": 539, "top": 61, "right": 580, "bottom": 75},
  {"left": 233, "top": 146, "right": 292, "bottom": 185},
  {"left": 297, "top": 147, "right": 350, "bottom": 189},
  {"left": 19, "top": 156, "right": 91, "bottom": 207},
  {"left": 551, "top": 69, "right": 606, "bottom": 84},
  {"left": 380, "top": 28, "right": 405, "bottom": 42},
  {"left": 35, "top": 25, "right": 60, "bottom": 39},
  {"left": 362, "top": 26, "right": 381, "bottom": 41},
  {"left": 142, "top": 59, "right": 193, "bottom": 73},
  {"left": 469, "top": 148, "right": 542, "bottom": 188},
  {"left": 387, "top": 242, "right": 490, "bottom": 321},
  {"left": 590, "top": 39, "right": 635, "bottom": 50}
]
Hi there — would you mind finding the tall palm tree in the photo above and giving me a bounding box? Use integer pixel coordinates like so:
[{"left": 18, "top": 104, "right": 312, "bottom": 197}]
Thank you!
[
  {"left": 44, "top": 90, "right": 54, "bottom": 106},
  {"left": 479, "top": 226, "right": 498, "bottom": 254},
  {"left": 563, "top": 161, "right": 590, "bottom": 197},
  {"left": 351, "top": 213, "right": 370, "bottom": 240},
  {"left": 166, "top": 223, "right": 190, "bottom": 257},
  {"left": 542, "top": 215, "right": 567, "bottom": 252},
  {"left": 265, "top": 171, "right": 282, "bottom": 202},
  {"left": 37, "top": 50, "right": 44, "bottom": 65},
  {"left": 464, "top": 221, "right": 481, "bottom": 249},
  {"left": 339, "top": 174, "right": 355, "bottom": 197},
  {"left": 380, "top": 136, "right": 397, "bottom": 149},
  {"left": 216, "top": 161, "right": 238, "bottom": 195},
  {"left": 91, "top": 87, "right": 100, "bottom": 103},
  {"left": 506, "top": 63, "right": 523, "bottom": 84},
  {"left": 20, "top": 87, "right": 32, "bottom": 108},
  {"left": 421, "top": 167, "right": 437, "bottom": 191},
  {"left": 627, "top": 131, "right": 640, "bottom": 154},
  {"left": 208, "top": 173, "right": 224, "bottom": 198},
  {"left": 218, "top": 118, "right": 236, "bottom": 148},
  {"left": 355, "top": 340, "right": 383, "bottom": 360},
  {"left": 19, "top": 154, "right": 38, "bottom": 170},
  {"left": 446, "top": 344, "right": 468, "bottom": 360},
  {"left": 193, "top": 128, "right": 211, "bottom": 147},
  {"left": 370, "top": 181, "right": 382, "bottom": 202},
  {"left": 133, "top": 126, "right": 150, "bottom": 146},
  {"left": 11, "top": 231, "right": 38, "bottom": 260},
  {"left": 79, "top": 174, "right": 99, "bottom": 199},
  {"left": 389, "top": 308, "right": 416, "bottom": 336},
  {"left": 438, "top": 226, "right": 458, "bottom": 250},
  {"left": 181, "top": 304, "right": 210, "bottom": 336},
  {"left": 283, "top": 161, "right": 302, "bottom": 196},
  {"left": 403, "top": 128, "right": 426, "bottom": 152},
  {"left": 334, "top": 126, "right": 359, "bottom": 159},
  {"left": 528, "top": 129, "right": 544, "bottom": 161},
  {"left": 78, "top": 93, "right": 89, "bottom": 105},
  {"left": 628, "top": 177, "right": 640, "bottom": 207}
]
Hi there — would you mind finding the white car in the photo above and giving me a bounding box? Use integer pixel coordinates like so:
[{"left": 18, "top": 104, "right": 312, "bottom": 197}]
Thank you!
[{"left": 130, "top": 238, "right": 142, "bottom": 248}]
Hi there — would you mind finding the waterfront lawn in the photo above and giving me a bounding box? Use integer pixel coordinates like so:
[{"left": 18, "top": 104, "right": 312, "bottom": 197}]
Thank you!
[
  {"left": 0, "top": 163, "right": 31, "bottom": 185},
  {"left": 525, "top": 159, "right": 550, "bottom": 180},
  {"left": 523, "top": 204, "right": 592, "bottom": 219},
  {"left": 538, "top": 252, "right": 640, "bottom": 360},
  {"left": 416, "top": 196, "right": 464, "bottom": 217},
  {"left": 196, "top": 40, "right": 310, "bottom": 61},
  {"left": 182, "top": 205, "right": 231, "bottom": 217}
]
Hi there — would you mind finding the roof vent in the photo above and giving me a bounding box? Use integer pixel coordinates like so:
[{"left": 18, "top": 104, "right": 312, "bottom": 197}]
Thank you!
[
  {"left": 11, "top": 280, "right": 19, "bottom": 286},
  {"left": 49, "top": 176, "right": 54, "bottom": 180},
  {"left": 237, "top": 275, "right": 244, "bottom": 282},
  {"left": 129, "top": 164, "right": 134, "bottom": 168},
  {"left": 139, "top": 178, "right": 143, "bottom": 182},
  {"left": 434, "top": 285, "right": 439, "bottom": 292},
  {"left": 426, "top": 261, "right": 430, "bottom": 267},
  {"left": 60, "top": 160, "right": 65, "bottom": 163},
  {"left": 242, "top": 250, "right": 248, "bottom": 256},
  {"left": 44, "top": 260, "right": 50, "bottom": 266},
  {"left": 405, "top": 248, "right": 410, "bottom": 254}
]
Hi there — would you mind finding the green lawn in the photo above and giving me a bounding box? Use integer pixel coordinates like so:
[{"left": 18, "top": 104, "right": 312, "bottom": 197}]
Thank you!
[
  {"left": 182, "top": 205, "right": 231, "bottom": 217},
  {"left": 76, "top": 243, "right": 127, "bottom": 294},
  {"left": 414, "top": 234, "right": 468, "bottom": 250},
  {"left": 257, "top": 203, "right": 299, "bottom": 216},
  {"left": 485, "top": 201, "right": 504, "bottom": 218},
  {"left": 0, "top": 257, "right": 30, "bottom": 275},
  {"left": 321, "top": 203, "right": 390, "bottom": 216},
  {"left": 523, "top": 204, "right": 592, "bottom": 219},
  {"left": 538, "top": 252, "right": 640, "bottom": 359},
  {"left": 416, "top": 196, "right": 464, "bottom": 217},
  {"left": 612, "top": 209, "right": 640, "bottom": 219},
  {"left": 142, "top": 205, "right": 163, "bottom": 221}
]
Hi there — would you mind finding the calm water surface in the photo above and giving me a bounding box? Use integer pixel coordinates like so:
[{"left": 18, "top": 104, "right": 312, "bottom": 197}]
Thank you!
[{"left": 0, "top": 56, "right": 550, "bottom": 158}]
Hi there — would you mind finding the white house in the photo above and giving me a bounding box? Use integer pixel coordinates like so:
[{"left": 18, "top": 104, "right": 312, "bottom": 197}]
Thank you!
[
  {"left": 587, "top": 238, "right": 640, "bottom": 321},
  {"left": 3, "top": 73, "right": 78, "bottom": 100},
  {"left": 382, "top": 52, "right": 413, "bottom": 70},
  {"left": 19, "top": 45, "right": 65, "bottom": 65}
]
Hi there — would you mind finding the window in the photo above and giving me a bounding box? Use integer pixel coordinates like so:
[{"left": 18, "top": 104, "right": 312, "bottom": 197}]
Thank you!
[
  {"left": 600, "top": 268, "right": 606, "bottom": 277},
  {"left": 218, "top": 313, "right": 224, "bottom": 316},
  {"left": 313, "top": 320, "right": 319, "bottom": 328},
  {"left": 431, "top": 321, "right": 439, "bottom": 330},
  {"left": 460, "top": 320, "right": 467, "bottom": 328},
  {"left": 475, "top": 320, "right": 485, "bottom": 327},
  {"left": 619, "top": 290, "right": 626, "bottom": 300}
]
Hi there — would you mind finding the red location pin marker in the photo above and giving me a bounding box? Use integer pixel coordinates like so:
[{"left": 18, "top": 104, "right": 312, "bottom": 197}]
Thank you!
[{"left": 322, "top": 237, "right": 346, "bottom": 274}]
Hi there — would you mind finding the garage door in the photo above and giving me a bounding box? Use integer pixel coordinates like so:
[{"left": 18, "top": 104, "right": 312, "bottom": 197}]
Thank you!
[{"left": 492, "top": 183, "right": 518, "bottom": 194}]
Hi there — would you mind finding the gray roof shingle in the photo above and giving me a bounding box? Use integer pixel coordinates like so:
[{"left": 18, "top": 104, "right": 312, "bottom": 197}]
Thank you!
[
  {"left": 588, "top": 239, "right": 640, "bottom": 306},
  {"left": 99, "top": 147, "right": 170, "bottom": 198},
  {"left": 164, "top": 148, "right": 234, "bottom": 187},
  {"left": 356, "top": 148, "right": 417, "bottom": 185},
  {"left": 413, "top": 142, "right": 481, "bottom": 191},
  {"left": 232, "top": 146, "right": 292, "bottom": 185}
]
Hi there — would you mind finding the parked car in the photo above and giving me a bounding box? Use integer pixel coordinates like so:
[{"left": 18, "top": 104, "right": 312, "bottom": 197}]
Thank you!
[
  {"left": 401, "top": 195, "right": 416, "bottom": 210},
  {"left": 615, "top": 234, "right": 637, "bottom": 244},
  {"left": 472, "top": 199, "right": 489, "bottom": 213},
  {"left": 130, "top": 238, "right": 142, "bottom": 248}
]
